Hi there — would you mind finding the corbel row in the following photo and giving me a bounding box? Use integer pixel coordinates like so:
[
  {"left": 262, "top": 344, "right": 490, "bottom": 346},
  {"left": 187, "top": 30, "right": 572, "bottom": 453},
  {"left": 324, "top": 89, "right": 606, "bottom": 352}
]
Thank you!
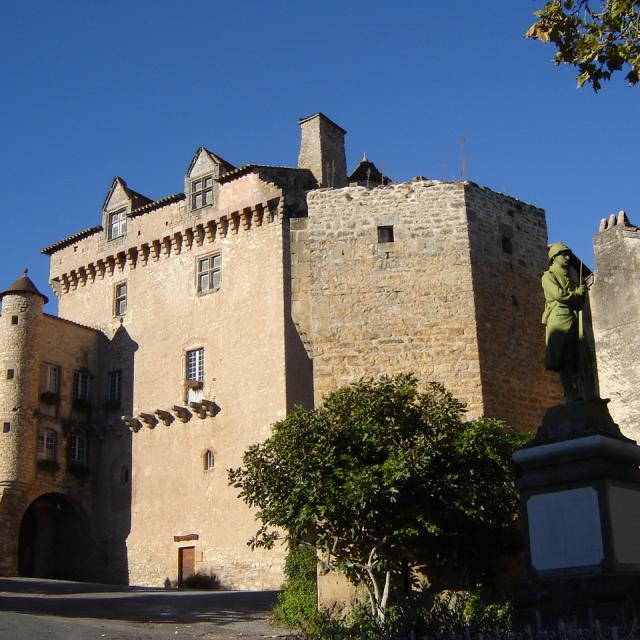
[
  {"left": 122, "top": 399, "right": 218, "bottom": 433},
  {"left": 55, "top": 198, "right": 280, "bottom": 294}
]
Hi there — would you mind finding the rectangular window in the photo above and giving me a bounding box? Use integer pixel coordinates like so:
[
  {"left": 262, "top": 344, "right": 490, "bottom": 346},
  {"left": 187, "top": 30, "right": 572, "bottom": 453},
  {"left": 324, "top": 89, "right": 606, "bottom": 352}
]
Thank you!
[
  {"left": 73, "top": 371, "right": 91, "bottom": 401},
  {"left": 41, "top": 364, "right": 60, "bottom": 394},
  {"left": 37, "top": 428, "right": 58, "bottom": 460},
  {"left": 191, "top": 175, "right": 213, "bottom": 210},
  {"left": 108, "top": 209, "right": 127, "bottom": 240},
  {"left": 69, "top": 434, "right": 87, "bottom": 464},
  {"left": 114, "top": 282, "right": 127, "bottom": 316},
  {"left": 3, "top": 423, "right": 11, "bottom": 433},
  {"left": 197, "top": 255, "right": 221, "bottom": 293},
  {"left": 108, "top": 370, "right": 122, "bottom": 402},
  {"left": 377, "top": 225, "right": 394, "bottom": 243},
  {"left": 6, "top": 369, "right": 14, "bottom": 380},
  {"left": 186, "top": 348, "right": 204, "bottom": 382}
]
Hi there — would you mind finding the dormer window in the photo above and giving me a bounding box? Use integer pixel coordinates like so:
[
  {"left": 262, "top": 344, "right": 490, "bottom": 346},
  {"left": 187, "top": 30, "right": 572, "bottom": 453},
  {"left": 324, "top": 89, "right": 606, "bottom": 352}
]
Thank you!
[
  {"left": 191, "top": 175, "right": 213, "bottom": 210},
  {"left": 108, "top": 208, "right": 127, "bottom": 240}
]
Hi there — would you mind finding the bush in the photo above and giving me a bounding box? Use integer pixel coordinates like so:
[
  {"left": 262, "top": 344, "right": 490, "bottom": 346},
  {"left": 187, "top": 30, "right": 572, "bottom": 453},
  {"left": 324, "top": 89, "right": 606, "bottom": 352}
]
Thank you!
[
  {"left": 182, "top": 571, "right": 221, "bottom": 590},
  {"left": 309, "top": 591, "right": 512, "bottom": 639},
  {"left": 272, "top": 544, "right": 319, "bottom": 631}
]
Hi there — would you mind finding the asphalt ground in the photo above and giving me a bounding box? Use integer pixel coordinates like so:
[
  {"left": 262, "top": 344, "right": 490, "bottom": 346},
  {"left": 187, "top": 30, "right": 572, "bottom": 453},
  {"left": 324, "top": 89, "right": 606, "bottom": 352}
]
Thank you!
[{"left": 0, "top": 577, "right": 297, "bottom": 640}]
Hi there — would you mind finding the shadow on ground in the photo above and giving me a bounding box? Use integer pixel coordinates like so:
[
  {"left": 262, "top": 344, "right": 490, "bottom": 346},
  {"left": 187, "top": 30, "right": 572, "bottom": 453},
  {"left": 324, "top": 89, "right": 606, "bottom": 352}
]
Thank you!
[{"left": 0, "top": 577, "right": 279, "bottom": 626}]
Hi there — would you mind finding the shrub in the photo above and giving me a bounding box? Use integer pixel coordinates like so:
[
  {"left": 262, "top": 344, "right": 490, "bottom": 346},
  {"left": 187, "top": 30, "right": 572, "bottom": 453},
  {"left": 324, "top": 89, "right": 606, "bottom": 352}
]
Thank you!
[
  {"left": 182, "top": 571, "right": 221, "bottom": 590},
  {"left": 272, "top": 544, "right": 319, "bottom": 631}
]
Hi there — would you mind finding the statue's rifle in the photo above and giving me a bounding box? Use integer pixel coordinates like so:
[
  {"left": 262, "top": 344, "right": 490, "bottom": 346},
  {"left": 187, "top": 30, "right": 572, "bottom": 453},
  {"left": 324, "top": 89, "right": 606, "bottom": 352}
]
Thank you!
[{"left": 577, "top": 259, "right": 595, "bottom": 400}]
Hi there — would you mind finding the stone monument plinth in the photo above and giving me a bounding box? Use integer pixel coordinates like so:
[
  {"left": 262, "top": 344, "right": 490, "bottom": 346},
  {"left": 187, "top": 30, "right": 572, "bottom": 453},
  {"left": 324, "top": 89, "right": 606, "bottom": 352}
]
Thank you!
[{"left": 513, "top": 400, "right": 640, "bottom": 627}]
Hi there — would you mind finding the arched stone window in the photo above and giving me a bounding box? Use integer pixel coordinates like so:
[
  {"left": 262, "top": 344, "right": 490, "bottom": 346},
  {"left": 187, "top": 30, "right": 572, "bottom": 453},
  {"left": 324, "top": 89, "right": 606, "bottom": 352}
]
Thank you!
[
  {"left": 204, "top": 450, "right": 214, "bottom": 471},
  {"left": 120, "top": 466, "right": 129, "bottom": 484}
]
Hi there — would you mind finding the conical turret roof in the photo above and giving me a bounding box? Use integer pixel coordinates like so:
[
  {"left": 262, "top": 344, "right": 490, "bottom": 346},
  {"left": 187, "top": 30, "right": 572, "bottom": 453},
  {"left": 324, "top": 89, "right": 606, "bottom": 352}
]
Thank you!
[{"left": 0, "top": 270, "right": 48, "bottom": 303}]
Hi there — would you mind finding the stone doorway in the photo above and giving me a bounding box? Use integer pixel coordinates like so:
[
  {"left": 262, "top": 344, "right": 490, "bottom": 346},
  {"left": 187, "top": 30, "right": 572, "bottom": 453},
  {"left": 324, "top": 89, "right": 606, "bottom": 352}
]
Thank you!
[{"left": 18, "top": 493, "right": 93, "bottom": 581}]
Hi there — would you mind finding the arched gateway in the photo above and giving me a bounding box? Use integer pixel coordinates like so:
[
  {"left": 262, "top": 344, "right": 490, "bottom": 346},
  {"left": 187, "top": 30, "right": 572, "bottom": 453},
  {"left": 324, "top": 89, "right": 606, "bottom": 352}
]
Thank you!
[{"left": 18, "top": 493, "right": 93, "bottom": 580}]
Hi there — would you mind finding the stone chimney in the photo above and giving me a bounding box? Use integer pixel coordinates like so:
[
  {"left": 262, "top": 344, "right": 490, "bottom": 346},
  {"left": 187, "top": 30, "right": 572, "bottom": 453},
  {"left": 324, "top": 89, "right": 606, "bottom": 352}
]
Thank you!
[{"left": 297, "top": 113, "right": 347, "bottom": 188}]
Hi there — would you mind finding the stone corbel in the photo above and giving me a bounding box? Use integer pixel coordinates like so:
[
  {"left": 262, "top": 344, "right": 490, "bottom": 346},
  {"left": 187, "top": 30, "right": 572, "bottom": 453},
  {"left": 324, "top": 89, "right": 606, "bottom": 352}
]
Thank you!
[
  {"left": 172, "top": 405, "right": 192, "bottom": 423},
  {"left": 140, "top": 243, "right": 151, "bottom": 265},
  {"left": 253, "top": 204, "right": 264, "bottom": 227},
  {"left": 183, "top": 228, "right": 194, "bottom": 250},
  {"left": 188, "top": 402, "right": 207, "bottom": 419},
  {"left": 172, "top": 232, "right": 183, "bottom": 255},
  {"left": 242, "top": 207, "right": 252, "bottom": 231},
  {"left": 105, "top": 255, "right": 116, "bottom": 276},
  {"left": 195, "top": 224, "right": 205, "bottom": 246},
  {"left": 205, "top": 220, "right": 216, "bottom": 242},
  {"left": 155, "top": 409, "right": 174, "bottom": 426},
  {"left": 116, "top": 252, "right": 127, "bottom": 271},
  {"left": 230, "top": 212, "right": 240, "bottom": 234},
  {"left": 96, "top": 259, "right": 106, "bottom": 279},
  {"left": 61, "top": 273, "right": 70, "bottom": 293},
  {"left": 69, "top": 270, "right": 79, "bottom": 290},
  {"left": 200, "top": 399, "right": 219, "bottom": 417},
  {"left": 161, "top": 236, "right": 171, "bottom": 257},
  {"left": 127, "top": 247, "right": 138, "bottom": 269},
  {"left": 139, "top": 412, "right": 158, "bottom": 429},
  {"left": 87, "top": 263, "right": 96, "bottom": 282},
  {"left": 151, "top": 240, "right": 161, "bottom": 261},
  {"left": 78, "top": 267, "right": 88, "bottom": 286},
  {"left": 122, "top": 415, "right": 142, "bottom": 433},
  {"left": 218, "top": 216, "right": 228, "bottom": 238}
]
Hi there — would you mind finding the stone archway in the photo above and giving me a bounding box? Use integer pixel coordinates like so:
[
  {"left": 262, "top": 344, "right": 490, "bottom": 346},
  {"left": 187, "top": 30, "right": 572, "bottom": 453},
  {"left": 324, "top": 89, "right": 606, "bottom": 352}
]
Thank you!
[{"left": 18, "top": 493, "right": 93, "bottom": 581}]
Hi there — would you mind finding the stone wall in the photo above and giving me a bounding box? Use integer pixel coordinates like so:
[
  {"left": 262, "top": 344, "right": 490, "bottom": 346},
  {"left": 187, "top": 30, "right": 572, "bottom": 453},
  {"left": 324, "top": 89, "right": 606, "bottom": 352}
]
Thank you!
[
  {"left": 590, "top": 212, "right": 640, "bottom": 440},
  {"left": 464, "top": 183, "right": 562, "bottom": 430},
  {"left": 292, "top": 179, "right": 559, "bottom": 429},
  {"left": 46, "top": 172, "right": 308, "bottom": 588}
]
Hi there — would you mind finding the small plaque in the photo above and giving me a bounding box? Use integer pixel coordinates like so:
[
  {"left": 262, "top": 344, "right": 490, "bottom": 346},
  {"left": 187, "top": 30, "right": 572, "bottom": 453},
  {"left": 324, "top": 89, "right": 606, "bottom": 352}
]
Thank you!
[
  {"left": 173, "top": 533, "right": 199, "bottom": 542},
  {"left": 527, "top": 487, "right": 603, "bottom": 572}
]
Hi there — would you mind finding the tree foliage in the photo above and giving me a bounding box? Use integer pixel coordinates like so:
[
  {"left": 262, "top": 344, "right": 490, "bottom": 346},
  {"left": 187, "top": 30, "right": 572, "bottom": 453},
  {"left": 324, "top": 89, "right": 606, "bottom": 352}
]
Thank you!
[
  {"left": 527, "top": 1, "right": 640, "bottom": 90},
  {"left": 228, "top": 374, "right": 529, "bottom": 623}
]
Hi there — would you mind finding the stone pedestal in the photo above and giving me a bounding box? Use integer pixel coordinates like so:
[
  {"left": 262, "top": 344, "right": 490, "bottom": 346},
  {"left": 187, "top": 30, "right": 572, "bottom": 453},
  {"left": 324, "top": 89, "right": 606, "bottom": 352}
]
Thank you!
[{"left": 513, "top": 402, "right": 640, "bottom": 628}]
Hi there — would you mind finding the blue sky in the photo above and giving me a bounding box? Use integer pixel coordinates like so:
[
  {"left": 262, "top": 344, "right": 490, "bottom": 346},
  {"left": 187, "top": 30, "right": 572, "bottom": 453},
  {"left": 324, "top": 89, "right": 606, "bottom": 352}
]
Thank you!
[{"left": 1, "top": 1, "right": 637, "bottom": 313}]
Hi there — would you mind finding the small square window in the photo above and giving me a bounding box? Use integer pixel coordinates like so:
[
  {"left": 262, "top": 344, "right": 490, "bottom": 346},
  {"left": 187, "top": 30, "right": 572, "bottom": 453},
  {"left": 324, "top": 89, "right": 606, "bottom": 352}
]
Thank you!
[
  {"left": 108, "top": 209, "right": 127, "bottom": 240},
  {"left": 377, "top": 226, "right": 394, "bottom": 243},
  {"left": 11, "top": 316, "right": 18, "bottom": 325},
  {"left": 114, "top": 282, "right": 127, "bottom": 316},
  {"left": 197, "top": 255, "right": 221, "bottom": 293},
  {"left": 3, "top": 423, "right": 10, "bottom": 433},
  {"left": 7, "top": 369, "right": 14, "bottom": 380},
  {"left": 192, "top": 174, "right": 214, "bottom": 210}
]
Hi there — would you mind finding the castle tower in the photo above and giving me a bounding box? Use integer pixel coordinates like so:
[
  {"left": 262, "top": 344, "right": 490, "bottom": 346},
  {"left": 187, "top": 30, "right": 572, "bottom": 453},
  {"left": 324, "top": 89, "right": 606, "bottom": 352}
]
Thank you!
[
  {"left": 0, "top": 270, "right": 47, "bottom": 574},
  {"left": 297, "top": 112, "right": 348, "bottom": 188}
]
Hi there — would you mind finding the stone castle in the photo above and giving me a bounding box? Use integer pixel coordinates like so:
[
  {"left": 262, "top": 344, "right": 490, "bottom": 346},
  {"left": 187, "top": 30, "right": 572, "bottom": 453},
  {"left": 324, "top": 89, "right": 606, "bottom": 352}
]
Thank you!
[{"left": 1, "top": 112, "right": 633, "bottom": 588}]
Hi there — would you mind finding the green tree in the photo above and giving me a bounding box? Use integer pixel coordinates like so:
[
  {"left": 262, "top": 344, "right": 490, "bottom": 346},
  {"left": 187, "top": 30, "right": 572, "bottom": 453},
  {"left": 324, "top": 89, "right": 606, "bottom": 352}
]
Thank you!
[
  {"left": 228, "top": 374, "right": 529, "bottom": 624},
  {"left": 527, "top": 1, "right": 640, "bottom": 90}
]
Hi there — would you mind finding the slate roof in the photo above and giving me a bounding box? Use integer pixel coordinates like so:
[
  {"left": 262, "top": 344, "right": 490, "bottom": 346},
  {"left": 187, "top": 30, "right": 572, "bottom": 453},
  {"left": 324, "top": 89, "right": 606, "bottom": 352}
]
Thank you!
[{"left": 1, "top": 271, "right": 49, "bottom": 303}]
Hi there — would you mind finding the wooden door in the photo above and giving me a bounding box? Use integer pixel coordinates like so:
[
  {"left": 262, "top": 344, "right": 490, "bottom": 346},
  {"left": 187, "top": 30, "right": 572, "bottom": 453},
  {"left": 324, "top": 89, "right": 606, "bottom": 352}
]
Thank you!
[{"left": 178, "top": 546, "right": 195, "bottom": 587}]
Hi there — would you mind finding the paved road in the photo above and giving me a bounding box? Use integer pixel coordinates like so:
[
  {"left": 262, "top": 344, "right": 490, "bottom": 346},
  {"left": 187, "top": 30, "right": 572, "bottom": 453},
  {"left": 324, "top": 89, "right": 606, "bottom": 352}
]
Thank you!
[{"left": 0, "top": 577, "right": 296, "bottom": 640}]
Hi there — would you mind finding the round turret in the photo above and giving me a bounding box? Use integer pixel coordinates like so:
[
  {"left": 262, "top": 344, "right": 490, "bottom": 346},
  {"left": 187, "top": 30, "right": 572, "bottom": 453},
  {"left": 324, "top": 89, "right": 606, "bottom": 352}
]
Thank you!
[{"left": 0, "top": 269, "right": 47, "bottom": 484}]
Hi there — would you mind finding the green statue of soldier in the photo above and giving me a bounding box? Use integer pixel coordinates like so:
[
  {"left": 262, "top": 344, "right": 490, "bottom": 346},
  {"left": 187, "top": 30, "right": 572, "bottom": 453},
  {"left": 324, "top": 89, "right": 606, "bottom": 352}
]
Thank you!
[{"left": 541, "top": 242, "right": 596, "bottom": 403}]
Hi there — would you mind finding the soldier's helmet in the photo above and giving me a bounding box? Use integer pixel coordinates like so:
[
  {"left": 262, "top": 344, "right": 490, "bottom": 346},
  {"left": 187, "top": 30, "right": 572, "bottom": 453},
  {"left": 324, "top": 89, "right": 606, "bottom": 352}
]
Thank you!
[{"left": 548, "top": 242, "right": 571, "bottom": 264}]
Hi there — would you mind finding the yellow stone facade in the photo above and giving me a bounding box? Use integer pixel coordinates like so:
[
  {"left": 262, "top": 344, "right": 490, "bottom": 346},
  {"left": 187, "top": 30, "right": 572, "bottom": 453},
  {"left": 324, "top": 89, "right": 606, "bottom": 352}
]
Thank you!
[{"left": 0, "top": 113, "right": 561, "bottom": 588}]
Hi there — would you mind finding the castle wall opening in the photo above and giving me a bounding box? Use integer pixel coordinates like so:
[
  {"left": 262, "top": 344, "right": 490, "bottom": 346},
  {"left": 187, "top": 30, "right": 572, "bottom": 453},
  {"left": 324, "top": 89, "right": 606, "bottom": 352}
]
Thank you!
[{"left": 18, "top": 493, "right": 92, "bottom": 581}]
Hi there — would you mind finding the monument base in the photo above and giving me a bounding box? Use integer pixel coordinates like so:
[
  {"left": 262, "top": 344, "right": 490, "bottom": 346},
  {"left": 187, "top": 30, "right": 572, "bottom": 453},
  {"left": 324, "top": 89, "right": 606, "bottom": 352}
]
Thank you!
[{"left": 513, "top": 406, "right": 640, "bottom": 628}]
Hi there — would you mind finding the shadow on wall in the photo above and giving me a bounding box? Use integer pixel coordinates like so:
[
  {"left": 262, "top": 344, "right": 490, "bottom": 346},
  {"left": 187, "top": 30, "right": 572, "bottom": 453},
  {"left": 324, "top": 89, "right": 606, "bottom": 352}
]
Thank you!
[{"left": 95, "top": 324, "right": 139, "bottom": 584}]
